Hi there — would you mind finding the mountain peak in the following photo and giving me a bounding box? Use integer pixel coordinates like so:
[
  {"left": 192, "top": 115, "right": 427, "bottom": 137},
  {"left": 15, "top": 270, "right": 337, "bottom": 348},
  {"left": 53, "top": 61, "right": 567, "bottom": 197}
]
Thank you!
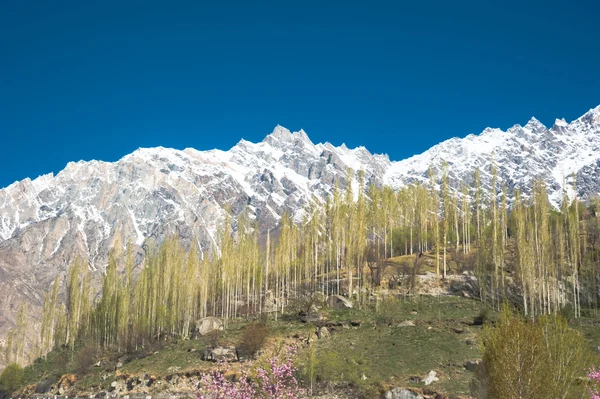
[
  {"left": 524, "top": 116, "right": 546, "bottom": 132},
  {"left": 553, "top": 118, "right": 568, "bottom": 128},
  {"left": 268, "top": 125, "right": 292, "bottom": 140},
  {"left": 294, "top": 128, "right": 311, "bottom": 143},
  {"left": 263, "top": 125, "right": 314, "bottom": 148}
]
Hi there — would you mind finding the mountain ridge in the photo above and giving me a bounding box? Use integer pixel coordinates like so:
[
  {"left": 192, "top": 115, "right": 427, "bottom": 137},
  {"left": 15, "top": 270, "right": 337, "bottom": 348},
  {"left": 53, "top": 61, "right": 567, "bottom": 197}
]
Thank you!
[{"left": 0, "top": 104, "right": 599, "bottom": 366}]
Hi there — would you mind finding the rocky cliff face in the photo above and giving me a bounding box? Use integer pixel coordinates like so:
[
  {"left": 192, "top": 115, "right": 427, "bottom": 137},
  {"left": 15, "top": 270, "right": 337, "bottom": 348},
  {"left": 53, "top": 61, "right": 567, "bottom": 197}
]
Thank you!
[{"left": 1, "top": 105, "right": 599, "bottom": 365}]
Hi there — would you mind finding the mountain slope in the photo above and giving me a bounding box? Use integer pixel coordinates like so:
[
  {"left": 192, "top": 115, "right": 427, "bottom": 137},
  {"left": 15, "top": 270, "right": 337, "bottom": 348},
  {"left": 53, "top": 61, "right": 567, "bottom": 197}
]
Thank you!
[
  {"left": 0, "top": 105, "right": 599, "bottom": 365},
  {"left": 385, "top": 105, "right": 600, "bottom": 205}
]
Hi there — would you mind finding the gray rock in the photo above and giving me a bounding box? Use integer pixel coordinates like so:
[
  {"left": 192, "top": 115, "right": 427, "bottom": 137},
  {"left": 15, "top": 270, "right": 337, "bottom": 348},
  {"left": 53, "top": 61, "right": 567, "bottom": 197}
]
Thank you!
[
  {"left": 317, "top": 326, "right": 330, "bottom": 339},
  {"left": 202, "top": 346, "right": 238, "bottom": 362},
  {"left": 397, "top": 320, "right": 415, "bottom": 327},
  {"left": 465, "top": 359, "right": 481, "bottom": 371},
  {"left": 421, "top": 370, "right": 439, "bottom": 385},
  {"left": 383, "top": 387, "right": 424, "bottom": 399},
  {"left": 195, "top": 316, "right": 223, "bottom": 336}
]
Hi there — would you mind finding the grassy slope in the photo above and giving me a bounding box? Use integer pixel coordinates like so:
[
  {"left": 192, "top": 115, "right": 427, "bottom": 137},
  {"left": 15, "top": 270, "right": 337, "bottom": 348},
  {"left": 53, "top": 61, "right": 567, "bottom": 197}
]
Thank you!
[
  {"left": 310, "top": 296, "right": 485, "bottom": 397},
  {"left": 16, "top": 254, "right": 600, "bottom": 398},
  {"left": 19, "top": 295, "right": 487, "bottom": 398}
]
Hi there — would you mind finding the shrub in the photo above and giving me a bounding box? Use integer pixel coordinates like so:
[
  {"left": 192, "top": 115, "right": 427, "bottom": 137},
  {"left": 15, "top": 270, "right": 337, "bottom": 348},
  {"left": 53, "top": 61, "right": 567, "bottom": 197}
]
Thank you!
[
  {"left": 75, "top": 345, "right": 97, "bottom": 374},
  {"left": 472, "top": 307, "right": 490, "bottom": 326},
  {"left": 297, "top": 341, "right": 317, "bottom": 393},
  {"left": 0, "top": 363, "right": 24, "bottom": 395},
  {"left": 237, "top": 323, "right": 269, "bottom": 359},
  {"left": 377, "top": 295, "right": 399, "bottom": 325},
  {"left": 471, "top": 305, "right": 592, "bottom": 399}
]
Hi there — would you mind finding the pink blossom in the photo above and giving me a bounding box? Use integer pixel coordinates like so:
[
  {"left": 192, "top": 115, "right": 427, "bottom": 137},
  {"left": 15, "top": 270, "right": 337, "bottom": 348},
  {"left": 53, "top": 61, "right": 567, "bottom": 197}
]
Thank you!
[
  {"left": 197, "top": 345, "right": 304, "bottom": 399},
  {"left": 587, "top": 346, "right": 600, "bottom": 399}
]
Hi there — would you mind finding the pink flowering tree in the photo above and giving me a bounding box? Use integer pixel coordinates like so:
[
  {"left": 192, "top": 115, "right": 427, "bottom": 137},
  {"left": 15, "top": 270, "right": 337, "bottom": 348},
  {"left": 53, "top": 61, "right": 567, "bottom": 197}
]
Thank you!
[
  {"left": 197, "top": 345, "right": 303, "bottom": 399},
  {"left": 589, "top": 360, "right": 600, "bottom": 398},
  {"left": 254, "top": 345, "right": 301, "bottom": 399},
  {"left": 197, "top": 362, "right": 255, "bottom": 399}
]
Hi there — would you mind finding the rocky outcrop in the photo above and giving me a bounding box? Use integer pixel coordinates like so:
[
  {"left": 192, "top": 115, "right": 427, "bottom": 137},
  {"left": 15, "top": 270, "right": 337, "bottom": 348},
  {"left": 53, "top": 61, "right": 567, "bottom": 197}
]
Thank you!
[
  {"left": 383, "top": 387, "right": 424, "bottom": 399},
  {"left": 55, "top": 374, "right": 78, "bottom": 395},
  {"left": 201, "top": 346, "right": 237, "bottom": 362},
  {"left": 195, "top": 316, "right": 223, "bottom": 336}
]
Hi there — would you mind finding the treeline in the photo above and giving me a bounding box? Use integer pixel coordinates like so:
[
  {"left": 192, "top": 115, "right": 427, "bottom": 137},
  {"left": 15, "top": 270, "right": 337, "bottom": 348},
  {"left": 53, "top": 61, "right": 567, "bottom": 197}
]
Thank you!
[{"left": 6, "top": 167, "right": 600, "bottom": 363}]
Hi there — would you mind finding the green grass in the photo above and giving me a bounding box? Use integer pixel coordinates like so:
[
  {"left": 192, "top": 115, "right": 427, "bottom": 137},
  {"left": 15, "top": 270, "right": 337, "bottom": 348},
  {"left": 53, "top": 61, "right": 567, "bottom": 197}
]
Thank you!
[
  {"left": 301, "top": 296, "right": 486, "bottom": 397},
  {"left": 19, "top": 295, "right": 600, "bottom": 398}
]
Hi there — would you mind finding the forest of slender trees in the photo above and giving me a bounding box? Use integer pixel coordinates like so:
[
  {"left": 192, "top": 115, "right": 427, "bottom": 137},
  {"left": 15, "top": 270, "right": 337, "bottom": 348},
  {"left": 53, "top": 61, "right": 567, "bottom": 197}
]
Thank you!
[{"left": 5, "top": 166, "right": 600, "bottom": 364}]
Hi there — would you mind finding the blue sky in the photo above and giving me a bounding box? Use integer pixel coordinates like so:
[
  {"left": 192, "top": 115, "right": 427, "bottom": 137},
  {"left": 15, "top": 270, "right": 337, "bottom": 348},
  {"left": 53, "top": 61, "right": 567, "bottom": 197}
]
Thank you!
[{"left": 1, "top": 0, "right": 599, "bottom": 188}]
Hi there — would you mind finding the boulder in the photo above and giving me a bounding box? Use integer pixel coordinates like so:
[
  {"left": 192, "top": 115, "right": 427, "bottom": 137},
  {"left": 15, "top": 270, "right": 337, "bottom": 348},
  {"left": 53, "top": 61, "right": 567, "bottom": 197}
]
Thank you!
[
  {"left": 202, "top": 346, "right": 238, "bottom": 362},
  {"left": 384, "top": 387, "right": 424, "bottom": 399},
  {"left": 397, "top": 320, "right": 416, "bottom": 327},
  {"left": 327, "top": 295, "right": 353, "bottom": 310},
  {"left": 195, "top": 316, "right": 224, "bottom": 336},
  {"left": 422, "top": 370, "right": 439, "bottom": 385},
  {"left": 35, "top": 379, "right": 54, "bottom": 394},
  {"left": 112, "top": 379, "right": 127, "bottom": 393},
  {"left": 464, "top": 359, "right": 481, "bottom": 372},
  {"left": 317, "top": 326, "right": 330, "bottom": 339}
]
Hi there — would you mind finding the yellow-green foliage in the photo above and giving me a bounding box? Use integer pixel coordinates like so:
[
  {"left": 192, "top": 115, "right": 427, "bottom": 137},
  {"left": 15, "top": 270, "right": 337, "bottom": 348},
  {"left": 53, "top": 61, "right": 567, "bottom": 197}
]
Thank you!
[
  {"left": 473, "top": 305, "right": 593, "bottom": 399},
  {"left": 0, "top": 363, "right": 24, "bottom": 394}
]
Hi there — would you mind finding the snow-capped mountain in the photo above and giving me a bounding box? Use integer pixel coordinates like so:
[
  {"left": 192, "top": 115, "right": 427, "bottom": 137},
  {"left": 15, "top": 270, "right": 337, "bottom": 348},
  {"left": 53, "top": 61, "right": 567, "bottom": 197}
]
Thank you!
[
  {"left": 386, "top": 105, "right": 600, "bottom": 205},
  {"left": 0, "top": 104, "right": 599, "bottom": 363}
]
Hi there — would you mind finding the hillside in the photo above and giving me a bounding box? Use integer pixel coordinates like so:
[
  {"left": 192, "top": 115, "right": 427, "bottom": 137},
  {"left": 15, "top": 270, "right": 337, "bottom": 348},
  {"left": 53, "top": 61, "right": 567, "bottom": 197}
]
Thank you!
[
  {"left": 1, "top": 104, "right": 600, "bottom": 372},
  {"left": 8, "top": 278, "right": 496, "bottom": 399}
]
